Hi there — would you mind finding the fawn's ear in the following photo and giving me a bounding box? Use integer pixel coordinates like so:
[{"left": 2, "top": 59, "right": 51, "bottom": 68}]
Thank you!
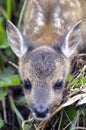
[
  {"left": 61, "top": 21, "right": 82, "bottom": 58},
  {"left": 6, "top": 20, "right": 29, "bottom": 58}
]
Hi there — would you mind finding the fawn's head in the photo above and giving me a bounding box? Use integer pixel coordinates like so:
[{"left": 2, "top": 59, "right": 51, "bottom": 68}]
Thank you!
[{"left": 6, "top": 20, "right": 82, "bottom": 120}]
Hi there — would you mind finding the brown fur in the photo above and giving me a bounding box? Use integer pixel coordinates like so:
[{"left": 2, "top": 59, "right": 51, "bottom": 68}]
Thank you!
[
  {"left": 19, "top": 46, "right": 70, "bottom": 114},
  {"left": 6, "top": 0, "right": 85, "bottom": 120},
  {"left": 23, "top": 0, "right": 85, "bottom": 45}
]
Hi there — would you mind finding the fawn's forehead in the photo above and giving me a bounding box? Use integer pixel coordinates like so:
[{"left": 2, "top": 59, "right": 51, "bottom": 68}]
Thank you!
[
  {"left": 24, "top": 46, "right": 63, "bottom": 65},
  {"left": 21, "top": 46, "right": 65, "bottom": 79}
]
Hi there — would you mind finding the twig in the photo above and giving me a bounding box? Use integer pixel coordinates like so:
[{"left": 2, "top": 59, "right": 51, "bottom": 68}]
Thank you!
[
  {"left": 22, "top": 118, "right": 34, "bottom": 130},
  {"left": 0, "top": 6, "right": 8, "bottom": 20},
  {"left": 8, "top": 61, "right": 18, "bottom": 69},
  {"left": 8, "top": 91, "right": 24, "bottom": 123},
  {"left": 2, "top": 99, "right": 7, "bottom": 123},
  {"left": 58, "top": 110, "right": 63, "bottom": 130},
  {"left": 63, "top": 122, "right": 71, "bottom": 130},
  {"left": 75, "top": 127, "right": 86, "bottom": 130},
  {"left": 63, "top": 109, "right": 71, "bottom": 123}
]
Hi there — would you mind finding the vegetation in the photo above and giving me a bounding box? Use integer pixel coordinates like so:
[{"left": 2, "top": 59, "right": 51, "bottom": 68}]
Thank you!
[{"left": 0, "top": 0, "right": 86, "bottom": 130}]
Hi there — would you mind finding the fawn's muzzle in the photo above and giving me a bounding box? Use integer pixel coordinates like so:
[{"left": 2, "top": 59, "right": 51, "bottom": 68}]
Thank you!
[{"left": 33, "top": 105, "right": 50, "bottom": 120}]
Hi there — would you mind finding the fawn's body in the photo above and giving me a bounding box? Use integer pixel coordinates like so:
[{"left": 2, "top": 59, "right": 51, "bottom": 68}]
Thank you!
[{"left": 6, "top": 0, "right": 86, "bottom": 120}]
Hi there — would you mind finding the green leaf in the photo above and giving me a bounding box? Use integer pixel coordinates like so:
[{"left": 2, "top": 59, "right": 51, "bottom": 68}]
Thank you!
[
  {"left": 0, "top": 15, "right": 9, "bottom": 49},
  {"left": 0, "top": 32, "right": 9, "bottom": 49},
  {"left": 0, "top": 75, "right": 21, "bottom": 87},
  {"left": 23, "top": 123, "right": 33, "bottom": 130},
  {"left": 0, "top": 17, "right": 4, "bottom": 25},
  {"left": 61, "top": 105, "right": 77, "bottom": 129},
  {"left": 0, "top": 67, "right": 20, "bottom": 88},
  {"left": 0, "top": 119, "right": 4, "bottom": 129},
  {"left": 67, "top": 75, "right": 74, "bottom": 83},
  {"left": 0, "top": 0, "right": 6, "bottom": 4},
  {"left": 0, "top": 67, "right": 15, "bottom": 80},
  {"left": 69, "top": 111, "right": 79, "bottom": 130},
  {"left": 16, "top": 96, "right": 27, "bottom": 106},
  {"left": 0, "top": 89, "right": 7, "bottom": 101},
  {"left": 74, "top": 77, "right": 86, "bottom": 88}
]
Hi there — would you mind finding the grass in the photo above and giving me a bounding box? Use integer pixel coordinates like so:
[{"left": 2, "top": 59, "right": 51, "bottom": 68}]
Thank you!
[{"left": 7, "top": 0, "right": 12, "bottom": 19}]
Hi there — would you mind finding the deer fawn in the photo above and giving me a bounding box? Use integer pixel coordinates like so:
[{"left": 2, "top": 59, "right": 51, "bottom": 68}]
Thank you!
[{"left": 6, "top": 0, "right": 85, "bottom": 120}]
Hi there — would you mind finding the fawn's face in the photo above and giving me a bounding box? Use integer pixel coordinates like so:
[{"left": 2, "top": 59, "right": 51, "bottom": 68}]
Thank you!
[
  {"left": 6, "top": 21, "right": 82, "bottom": 120},
  {"left": 19, "top": 46, "right": 70, "bottom": 120}
]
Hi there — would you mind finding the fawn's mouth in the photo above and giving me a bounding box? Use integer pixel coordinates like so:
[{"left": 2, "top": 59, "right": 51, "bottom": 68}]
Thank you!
[{"left": 31, "top": 105, "right": 51, "bottom": 121}]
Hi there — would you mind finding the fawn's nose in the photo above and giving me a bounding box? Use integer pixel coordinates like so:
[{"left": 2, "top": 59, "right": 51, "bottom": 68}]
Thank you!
[{"left": 33, "top": 105, "right": 50, "bottom": 120}]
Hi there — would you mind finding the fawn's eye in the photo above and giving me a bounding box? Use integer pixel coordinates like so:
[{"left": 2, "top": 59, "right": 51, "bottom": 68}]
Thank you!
[
  {"left": 23, "top": 79, "right": 32, "bottom": 90},
  {"left": 54, "top": 80, "right": 63, "bottom": 90}
]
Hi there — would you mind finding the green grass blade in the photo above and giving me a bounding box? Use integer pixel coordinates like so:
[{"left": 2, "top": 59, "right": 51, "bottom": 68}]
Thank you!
[
  {"left": 18, "top": 0, "right": 28, "bottom": 29},
  {"left": 7, "top": 0, "right": 12, "bottom": 19},
  {"left": 69, "top": 111, "right": 79, "bottom": 130}
]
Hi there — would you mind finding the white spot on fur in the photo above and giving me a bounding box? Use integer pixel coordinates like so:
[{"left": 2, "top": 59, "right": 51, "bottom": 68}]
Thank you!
[
  {"left": 23, "top": 29, "right": 26, "bottom": 35},
  {"left": 70, "top": 2, "right": 75, "bottom": 7},
  {"left": 33, "top": 0, "right": 44, "bottom": 33},
  {"left": 23, "top": 8, "right": 34, "bottom": 35},
  {"left": 63, "top": 12, "right": 69, "bottom": 19},
  {"left": 55, "top": 8, "right": 61, "bottom": 16},
  {"left": 54, "top": 18, "right": 61, "bottom": 29},
  {"left": 34, "top": 0, "right": 42, "bottom": 12},
  {"left": 56, "top": 30, "right": 63, "bottom": 35},
  {"left": 72, "top": 12, "right": 76, "bottom": 17},
  {"left": 34, "top": 12, "right": 44, "bottom": 33},
  {"left": 60, "top": 0, "right": 65, "bottom": 4},
  {"left": 54, "top": 12, "right": 59, "bottom": 18},
  {"left": 23, "top": 25, "right": 30, "bottom": 35},
  {"left": 67, "top": 26, "right": 71, "bottom": 30},
  {"left": 34, "top": 26, "right": 40, "bottom": 33},
  {"left": 36, "top": 12, "right": 44, "bottom": 26},
  {"left": 76, "top": 1, "right": 80, "bottom": 8},
  {"left": 54, "top": 8, "right": 62, "bottom": 29}
]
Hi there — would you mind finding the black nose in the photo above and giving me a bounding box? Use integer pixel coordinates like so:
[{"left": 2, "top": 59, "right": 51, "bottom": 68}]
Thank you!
[{"left": 33, "top": 105, "right": 50, "bottom": 119}]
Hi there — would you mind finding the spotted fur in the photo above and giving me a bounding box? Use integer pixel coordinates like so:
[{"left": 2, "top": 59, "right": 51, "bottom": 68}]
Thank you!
[{"left": 6, "top": 0, "right": 86, "bottom": 121}]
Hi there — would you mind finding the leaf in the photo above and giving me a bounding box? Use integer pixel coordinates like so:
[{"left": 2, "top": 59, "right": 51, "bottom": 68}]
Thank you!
[
  {"left": 0, "top": 75, "right": 21, "bottom": 87},
  {"left": 0, "top": 67, "right": 15, "bottom": 80},
  {"left": 67, "top": 75, "right": 74, "bottom": 83},
  {"left": 0, "top": 89, "right": 7, "bottom": 101},
  {"left": 16, "top": 96, "right": 27, "bottom": 106},
  {"left": 22, "top": 121, "right": 34, "bottom": 130},
  {"left": 0, "top": 17, "right": 9, "bottom": 49},
  {"left": 69, "top": 111, "right": 79, "bottom": 130},
  {"left": 0, "top": 67, "right": 20, "bottom": 87},
  {"left": 61, "top": 105, "right": 77, "bottom": 129},
  {"left": 24, "top": 124, "right": 32, "bottom": 130},
  {"left": 0, "top": 119, "right": 4, "bottom": 129},
  {"left": 76, "top": 95, "right": 86, "bottom": 106},
  {"left": 74, "top": 77, "right": 86, "bottom": 88},
  {"left": 63, "top": 93, "right": 86, "bottom": 107},
  {"left": 0, "top": 32, "right": 9, "bottom": 49},
  {"left": 0, "top": 0, "right": 6, "bottom": 4}
]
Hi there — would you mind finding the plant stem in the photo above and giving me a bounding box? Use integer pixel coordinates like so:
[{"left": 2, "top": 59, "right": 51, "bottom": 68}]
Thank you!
[
  {"left": 9, "top": 92, "right": 24, "bottom": 122},
  {"left": 18, "top": 0, "right": 28, "bottom": 29},
  {"left": 7, "top": 0, "right": 11, "bottom": 19}
]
